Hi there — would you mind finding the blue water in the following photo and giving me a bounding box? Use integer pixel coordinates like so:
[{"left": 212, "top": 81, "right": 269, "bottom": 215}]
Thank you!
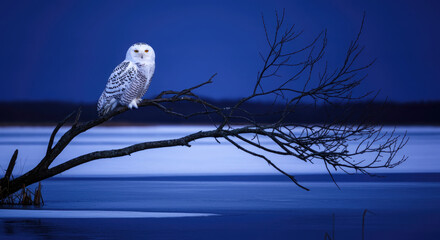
[{"left": 1, "top": 178, "right": 439, "bottom": 239}]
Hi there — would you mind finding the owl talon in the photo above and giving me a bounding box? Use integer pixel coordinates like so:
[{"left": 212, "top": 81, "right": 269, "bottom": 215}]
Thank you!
[{"left": 128, "top": 100, "right": 139, "bottom": 109}]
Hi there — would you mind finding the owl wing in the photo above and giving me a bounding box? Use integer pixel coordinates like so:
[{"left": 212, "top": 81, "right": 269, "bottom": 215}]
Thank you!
[{"left": 97, "top": 61, "right": 137, "bottom": 116}]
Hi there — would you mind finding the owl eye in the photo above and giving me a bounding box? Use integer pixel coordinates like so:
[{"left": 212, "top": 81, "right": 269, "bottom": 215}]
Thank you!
[
  {"left": 134, "top": 50, "right": 139, "bottom": 53},
  {"left": 145, "top": 50, "right": 149, "bottom": 53}
]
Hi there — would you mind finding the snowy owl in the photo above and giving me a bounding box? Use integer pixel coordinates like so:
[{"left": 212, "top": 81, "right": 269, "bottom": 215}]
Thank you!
[{"left": 97, "top": 43, "right": 155, "bottom": 116}]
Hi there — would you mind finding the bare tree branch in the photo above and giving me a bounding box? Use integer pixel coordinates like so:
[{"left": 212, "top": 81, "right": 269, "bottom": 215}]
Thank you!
[
  {"left": 0, "top": 11, "right": 407, "bottom": 201},
  {"left": 1, "top": 150, "right": 18, "bottom": 184}
]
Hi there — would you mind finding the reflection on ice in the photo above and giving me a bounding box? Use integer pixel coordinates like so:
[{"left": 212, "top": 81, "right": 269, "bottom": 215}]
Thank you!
[{"left": 0, "top": 209, "right": 217, "bottom": 218}]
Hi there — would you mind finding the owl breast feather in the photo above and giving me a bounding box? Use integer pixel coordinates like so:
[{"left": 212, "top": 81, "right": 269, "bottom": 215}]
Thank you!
[{"left": 119, "top": 63, "right": 153, "bottom": 105}]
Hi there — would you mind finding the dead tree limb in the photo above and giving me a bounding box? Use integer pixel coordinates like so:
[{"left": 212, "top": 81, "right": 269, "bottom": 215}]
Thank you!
[
  {"left": 1, "top": 11, "right": 408, "bottom": 201},
  {"left": 0, "top": 150, "right": 18, "bottom": 185}
]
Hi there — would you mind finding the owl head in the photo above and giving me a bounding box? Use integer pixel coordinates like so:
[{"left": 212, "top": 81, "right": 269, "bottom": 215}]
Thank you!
[{"left": 125, "top": 43, "right": 155, "bottom": 63}]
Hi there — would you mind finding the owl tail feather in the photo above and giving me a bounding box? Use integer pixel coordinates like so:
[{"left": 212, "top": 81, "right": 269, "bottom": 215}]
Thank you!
[{"left": 98, "top": 98, "right": 118, "bottom": 117}]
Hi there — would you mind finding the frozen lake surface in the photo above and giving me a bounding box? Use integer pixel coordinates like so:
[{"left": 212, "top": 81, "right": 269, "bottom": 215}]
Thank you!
[
  {"left": 1, "top": 178, "right": 439, "bottom": 239},
  {"left": 0, "top": 125, "right": 438, "bottom": 176}
]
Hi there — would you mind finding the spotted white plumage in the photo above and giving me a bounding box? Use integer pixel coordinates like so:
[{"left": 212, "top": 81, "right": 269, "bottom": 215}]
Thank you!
[{"left": 97, "top": 43, "right": 155, "bottom": 116}]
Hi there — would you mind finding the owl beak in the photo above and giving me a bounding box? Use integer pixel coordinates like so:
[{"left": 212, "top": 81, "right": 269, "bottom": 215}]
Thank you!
[{"left": 141, "top": 54, "right": 144, "bottom": 59}]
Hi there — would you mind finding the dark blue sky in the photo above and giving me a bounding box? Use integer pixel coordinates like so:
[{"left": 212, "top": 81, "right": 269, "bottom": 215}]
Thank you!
[{"left": 1, "top": 0, "right": 439, "bottom": 103}]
